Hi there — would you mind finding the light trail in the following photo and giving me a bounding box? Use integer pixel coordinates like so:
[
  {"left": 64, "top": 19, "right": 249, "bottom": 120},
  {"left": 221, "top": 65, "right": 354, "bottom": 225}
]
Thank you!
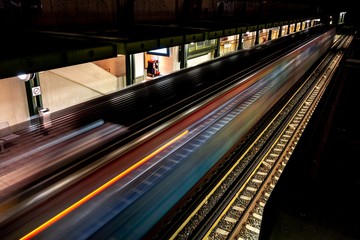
[{"left": 20, "top": 130, "right": 189, "bottom": 240}]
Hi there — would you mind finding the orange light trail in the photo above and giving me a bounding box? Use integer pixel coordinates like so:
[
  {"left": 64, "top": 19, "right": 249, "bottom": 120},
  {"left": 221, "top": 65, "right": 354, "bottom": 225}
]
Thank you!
[{"left": 20, "top": 130, "right": 189, "bottom": 240}]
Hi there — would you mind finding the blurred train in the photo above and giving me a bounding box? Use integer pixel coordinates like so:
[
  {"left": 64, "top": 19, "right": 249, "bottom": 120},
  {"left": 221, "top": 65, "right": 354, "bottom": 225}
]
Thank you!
[
  {"left": 89, "top": 25, "right": 337, "bottom": 239},
  {"left": 0, "top": 25, "right": 336, "bottom": 240}
]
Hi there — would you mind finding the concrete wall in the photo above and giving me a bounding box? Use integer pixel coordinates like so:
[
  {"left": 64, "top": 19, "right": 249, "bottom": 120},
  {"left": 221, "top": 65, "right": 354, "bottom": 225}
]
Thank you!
[
  {"left": 134, "top": 0, "right": 176, "bottom": 22},
  {"left": 0, "top": 60, "right": 125, "bottom": 127},
  {"left": 1, "top": 0, "right": 320, "bottom": 28},
  {"left": 37, "top": 0, "right": 117, "bottom": 25},
  {"left": 0, "top": 77, "right": 29, "bottom": 126},
  {"left": 40, "top": 62, "right": 123, "bottom": 113}
]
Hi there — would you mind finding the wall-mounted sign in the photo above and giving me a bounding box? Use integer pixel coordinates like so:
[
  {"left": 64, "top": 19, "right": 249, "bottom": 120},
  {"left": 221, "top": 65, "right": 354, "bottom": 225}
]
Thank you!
[
  {"left": 147, "top": 48, "right": 170, "bottom": 57},
  {"left": 32, "top": 86, "right": 41, "bottom": 96}
]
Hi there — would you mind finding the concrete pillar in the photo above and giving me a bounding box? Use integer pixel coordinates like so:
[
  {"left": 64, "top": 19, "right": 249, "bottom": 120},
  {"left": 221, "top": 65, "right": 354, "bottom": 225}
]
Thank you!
[
  {"left": 238, "top": 33, "right": 244, "bottom": 50},
  {"left": 278, "top": 26, "right": 282, "bottom": 38},
  {"left": 24, "top": 72, "right": 43, "bottom": 116},
  {"left": 255, "top": 29, "right": 260, "bottom": 45},
  {"left": 268, "top": 30, "right": 272, "bottom": 41},
  {"left": 125, "top": 54, "right": 134, "bottom": 86}
]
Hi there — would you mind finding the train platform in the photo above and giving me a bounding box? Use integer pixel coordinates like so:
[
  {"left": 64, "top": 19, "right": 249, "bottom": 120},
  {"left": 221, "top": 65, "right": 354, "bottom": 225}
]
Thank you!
[
  {"left": 260, "top": 33, "right": 360, "bottom": 239},
  {"left": 0, "top": 114, "right": 122, "bottom": 203}
]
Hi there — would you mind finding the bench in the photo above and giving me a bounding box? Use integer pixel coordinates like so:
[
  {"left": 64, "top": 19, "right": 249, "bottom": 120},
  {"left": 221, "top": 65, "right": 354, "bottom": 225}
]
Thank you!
[{"left": 0, "top": 121, "right": 20, "bottom": 153}]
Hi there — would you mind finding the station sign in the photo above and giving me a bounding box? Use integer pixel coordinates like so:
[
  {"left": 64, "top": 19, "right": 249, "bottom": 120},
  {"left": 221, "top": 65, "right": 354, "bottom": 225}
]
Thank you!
[{"left": 32, "top": 86, "right": 41, "bottom": 96}]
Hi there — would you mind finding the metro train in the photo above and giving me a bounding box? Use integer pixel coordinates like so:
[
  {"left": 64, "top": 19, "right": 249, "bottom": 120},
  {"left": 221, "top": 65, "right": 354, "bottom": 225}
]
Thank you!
[
  {"left": 0, "top": 25, "right": 336, "bottom": 240},
  {"left": 88, "top": 26, "right": 337, "bottom": 240}
]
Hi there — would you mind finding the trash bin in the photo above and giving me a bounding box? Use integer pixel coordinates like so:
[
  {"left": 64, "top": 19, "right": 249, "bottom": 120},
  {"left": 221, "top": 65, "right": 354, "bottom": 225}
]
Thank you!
[{"left": 39, "top": 108, "right": 52, "bottom": 133}]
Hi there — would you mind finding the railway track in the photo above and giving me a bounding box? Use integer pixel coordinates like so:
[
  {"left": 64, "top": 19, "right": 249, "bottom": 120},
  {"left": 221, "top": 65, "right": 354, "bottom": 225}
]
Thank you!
[{"left": 165, "top": 34, "right": 351, "bottom": 240}]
